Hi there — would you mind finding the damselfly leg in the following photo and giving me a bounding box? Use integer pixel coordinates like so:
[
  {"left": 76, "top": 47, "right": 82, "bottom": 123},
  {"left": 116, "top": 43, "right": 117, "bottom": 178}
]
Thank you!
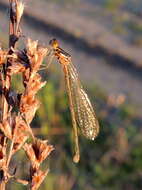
[{"left": 49, "top": 39, "right": 100, "bottom": 163}]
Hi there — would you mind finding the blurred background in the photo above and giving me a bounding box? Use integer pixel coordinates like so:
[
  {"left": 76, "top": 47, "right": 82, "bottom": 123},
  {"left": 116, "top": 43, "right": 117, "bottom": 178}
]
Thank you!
[{"left": 1, "top": 0, "right": 142, "bottom": 189}]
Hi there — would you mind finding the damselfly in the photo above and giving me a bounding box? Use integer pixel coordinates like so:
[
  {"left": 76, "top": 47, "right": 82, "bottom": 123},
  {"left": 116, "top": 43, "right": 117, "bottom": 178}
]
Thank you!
[{"left": 49, "top": 39, "right": 99, "bottom": 163}]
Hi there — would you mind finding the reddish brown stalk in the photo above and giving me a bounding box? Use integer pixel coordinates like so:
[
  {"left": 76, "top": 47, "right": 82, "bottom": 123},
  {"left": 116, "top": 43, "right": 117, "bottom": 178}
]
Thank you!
[
  {"left": 2, "top": 0, "right": 17, "bottom": 182},
  {"left": 0, "top": 1, "right": 54, "bottom": 189},
  {"left": 2, "top": 0, "right": 15, "bottom": 122},
  {"left": 0, "top": 182, "right": 6, "bottom": 190}
]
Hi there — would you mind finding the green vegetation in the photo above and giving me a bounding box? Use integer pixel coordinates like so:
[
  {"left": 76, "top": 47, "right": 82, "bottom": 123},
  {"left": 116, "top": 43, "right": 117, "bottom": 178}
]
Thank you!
[
  {"left": 10, "top": 65, "right": 142, "bottom": 189},
  {"left": 104, "top": 0, "right": 124, "bottom": 11}
]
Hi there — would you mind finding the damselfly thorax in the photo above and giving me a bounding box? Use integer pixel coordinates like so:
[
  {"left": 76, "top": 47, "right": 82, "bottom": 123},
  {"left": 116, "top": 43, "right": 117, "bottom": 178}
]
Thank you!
[{"left": 49, "top": 38, "right": 100, "bottom": 163}]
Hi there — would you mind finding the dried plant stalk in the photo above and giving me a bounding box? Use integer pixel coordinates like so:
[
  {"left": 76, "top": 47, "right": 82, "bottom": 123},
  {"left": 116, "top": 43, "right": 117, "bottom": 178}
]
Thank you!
[{"left": 0, "top": 1, "right": 54, "bottom": 189}]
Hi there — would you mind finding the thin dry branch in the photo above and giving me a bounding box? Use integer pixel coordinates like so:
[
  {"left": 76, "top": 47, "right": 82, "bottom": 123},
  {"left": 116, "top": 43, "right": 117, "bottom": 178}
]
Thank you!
[{"left": 0, "top": 1, "right": 54, "bottom": 189}]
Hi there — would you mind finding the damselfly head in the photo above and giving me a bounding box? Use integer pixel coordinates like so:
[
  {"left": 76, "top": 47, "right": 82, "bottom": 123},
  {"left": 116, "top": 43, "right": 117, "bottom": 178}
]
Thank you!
[
  {"left": 49, "top": 38, "right": 59, "bottom": 49},
  {"left": 49, "top": 39, "right": 71, "bottom": 58}
]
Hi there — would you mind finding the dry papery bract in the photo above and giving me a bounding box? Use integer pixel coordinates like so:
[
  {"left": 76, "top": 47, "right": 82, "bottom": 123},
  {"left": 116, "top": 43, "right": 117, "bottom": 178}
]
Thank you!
[
  {"left": 0, "top": 37, "right": 53, "bottom": 188},
  {"left": 0, "top": 38, "right": 53, "bottom": 188},
  {"left": 0, "top": 1, "right": 54, "bottom": 189},
  {"left": 24, "top": 139, "right": 54, "bottom": 170},
  {"left": 24, "top": 139, "right": 54, "bottom": 190}
]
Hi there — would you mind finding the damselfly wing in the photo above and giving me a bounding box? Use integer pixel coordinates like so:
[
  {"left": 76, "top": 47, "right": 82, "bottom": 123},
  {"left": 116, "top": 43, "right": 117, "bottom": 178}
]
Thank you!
[{"left": 49, "top": 39, "right": 99, "bottom": 162}]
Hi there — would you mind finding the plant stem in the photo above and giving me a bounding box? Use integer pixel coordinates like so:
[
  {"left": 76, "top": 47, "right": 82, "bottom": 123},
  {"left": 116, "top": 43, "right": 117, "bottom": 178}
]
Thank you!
[
  {"left": 2, "top": 0, "right": 14, "bottom": 121},
  {"left": 0, "top": 181, "right": 6, "bottom": 190}
]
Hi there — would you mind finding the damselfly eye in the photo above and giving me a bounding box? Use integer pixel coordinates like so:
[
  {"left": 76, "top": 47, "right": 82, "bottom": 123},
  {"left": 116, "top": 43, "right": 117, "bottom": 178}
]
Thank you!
[
  {"left": 49, "top": 39, "right": 100, "bottom": 163},
  {"left": 49, "top": 39, "right": 59, "bottom": 49}
]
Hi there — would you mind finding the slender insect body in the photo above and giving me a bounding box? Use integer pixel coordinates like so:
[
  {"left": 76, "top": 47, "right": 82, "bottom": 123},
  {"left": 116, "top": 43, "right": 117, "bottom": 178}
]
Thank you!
[{"left": 49, "top": 38, "right": 100, "bottom": 162}]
